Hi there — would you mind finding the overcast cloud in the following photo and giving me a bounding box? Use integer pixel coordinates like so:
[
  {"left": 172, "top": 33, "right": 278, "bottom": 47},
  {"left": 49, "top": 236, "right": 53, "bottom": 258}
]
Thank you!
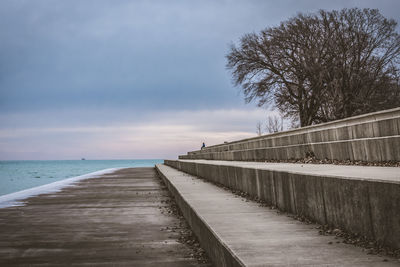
[{"left": 1, "top": 0, "right": 399, "bottom": 159}]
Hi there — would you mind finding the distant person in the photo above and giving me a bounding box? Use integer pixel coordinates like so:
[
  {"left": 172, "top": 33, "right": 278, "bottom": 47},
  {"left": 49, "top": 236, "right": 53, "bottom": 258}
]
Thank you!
[{"left": 201, "top": 142, "right": 206, "bottom": 150}]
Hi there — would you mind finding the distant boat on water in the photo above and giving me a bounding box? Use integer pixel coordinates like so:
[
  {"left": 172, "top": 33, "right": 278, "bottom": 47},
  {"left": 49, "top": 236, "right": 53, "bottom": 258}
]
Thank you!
[{"left": 81, "top": 158, "right": 85, "bottom": 160}]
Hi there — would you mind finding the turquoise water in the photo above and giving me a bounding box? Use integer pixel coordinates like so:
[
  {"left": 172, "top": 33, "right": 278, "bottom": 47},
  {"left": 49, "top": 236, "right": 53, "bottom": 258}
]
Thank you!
[{"left": 0, "top": 159, "right": 163, "bottom": 196}]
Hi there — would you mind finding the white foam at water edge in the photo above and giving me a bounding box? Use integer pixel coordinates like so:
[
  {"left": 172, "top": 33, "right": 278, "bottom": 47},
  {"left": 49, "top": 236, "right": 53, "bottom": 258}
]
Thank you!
[{"left": 0, "top": 168, "right": 123, "bottom": 208}]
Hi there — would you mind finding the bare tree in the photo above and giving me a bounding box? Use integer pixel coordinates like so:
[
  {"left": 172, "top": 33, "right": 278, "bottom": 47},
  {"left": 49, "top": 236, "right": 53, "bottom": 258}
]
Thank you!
[
  {"left": 265, "top": 115, "right": 284, "bottom": 133},
  {"left": 319, "top": 9, "right": 400, "bottom": 120},
  {"left": 227, "top": 8, "right": 400, "bottom": 126},
  {"left": 256, "top": 121, "right": 262, "bottom": 136}
]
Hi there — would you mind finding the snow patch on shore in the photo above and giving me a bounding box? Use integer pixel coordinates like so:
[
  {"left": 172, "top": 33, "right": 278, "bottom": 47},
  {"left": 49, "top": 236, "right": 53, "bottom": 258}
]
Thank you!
[{"left": 0, "top": 168, "right": 122, "bottom": 208}]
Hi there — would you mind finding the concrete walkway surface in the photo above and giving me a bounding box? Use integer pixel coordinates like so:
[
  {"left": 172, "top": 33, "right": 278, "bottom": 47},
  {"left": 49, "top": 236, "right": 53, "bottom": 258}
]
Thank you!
[
  {"left": 0, "top": 167, "right": 210, "bottom": 267},
  {"left": 157, "top": 164, "right": 400, "bottom": 266}
]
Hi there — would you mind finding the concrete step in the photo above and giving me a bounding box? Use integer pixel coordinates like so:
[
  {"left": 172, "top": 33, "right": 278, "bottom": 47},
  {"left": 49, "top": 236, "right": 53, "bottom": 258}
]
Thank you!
[
  {"left": 184, "top": 108, "right": 400, "bottom": 161},
  {"left": 156, "top": 164, "right": 400, "bottom": 266},
  {"left": 180, "top": 135, "right": 400, "bottom": 162},
  {"left": 164, "top": 159, "right": 400, "bottom": 251},
  {"left": 192, "top": 114, "right": 400, "bottom": 154}
]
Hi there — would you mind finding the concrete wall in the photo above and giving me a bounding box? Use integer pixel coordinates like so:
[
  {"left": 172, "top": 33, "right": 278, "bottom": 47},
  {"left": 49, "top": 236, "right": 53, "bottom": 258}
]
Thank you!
[
  {"left": 164, "top": 159, "right": 400, "bottom": 250},
  {"left": 181, "top": 108, "right": 400, "bottom": 162},
  {"left": 182, "top": 136, "right": 400, "bottom": 162},
  {"left": 192, "top": 107, "right": 400, "bottom": 155}
]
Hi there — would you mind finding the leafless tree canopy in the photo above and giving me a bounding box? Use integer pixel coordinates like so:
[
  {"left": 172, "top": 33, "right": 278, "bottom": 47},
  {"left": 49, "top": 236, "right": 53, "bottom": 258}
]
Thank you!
[
  {"left": 256, "top": 121, "right": 262, "bottom": 136},
  {"left": 226, "top": 8, "right": 400, "bottom": 126},
  {"left": 265, "top": 115, "right": 284, "bottom": 134}
]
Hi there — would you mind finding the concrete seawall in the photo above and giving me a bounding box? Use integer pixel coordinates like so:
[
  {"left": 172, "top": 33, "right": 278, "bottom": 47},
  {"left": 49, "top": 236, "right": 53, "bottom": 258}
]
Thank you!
[
  {"left": 191, "top": 107, "right": 400, "bottom": 153},
  {"left": 164, "top": 159, "right": 400, "bottom": 250},
  {"left": 181, "top": 107, "right": 400, "bottom": 162},
  {"left": 182, "top": 136, "right": 400, "bottom": 161}
]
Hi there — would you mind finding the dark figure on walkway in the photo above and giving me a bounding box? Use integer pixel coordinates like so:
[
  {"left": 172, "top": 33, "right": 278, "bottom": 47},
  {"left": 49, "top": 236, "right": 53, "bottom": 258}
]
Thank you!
[{"left": 201, "top": 142, "right": 206, "bottom": 150}]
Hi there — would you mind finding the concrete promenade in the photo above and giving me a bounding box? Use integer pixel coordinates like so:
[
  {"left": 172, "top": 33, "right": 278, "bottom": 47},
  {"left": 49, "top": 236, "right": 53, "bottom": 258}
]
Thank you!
[
  {"left": 0, "top": 168, "right": 210, "bottom": 266},
  {"left": 157, "top": 164, "right": 400, "bottom": 266},
  {"left": 165, "top": 159, "right": 400, "bottom": 250}
]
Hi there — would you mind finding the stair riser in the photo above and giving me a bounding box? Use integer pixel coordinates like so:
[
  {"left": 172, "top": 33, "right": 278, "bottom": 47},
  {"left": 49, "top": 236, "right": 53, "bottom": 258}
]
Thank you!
[
  {"left": 181, "top": 136, "right": 400, "bottom": 162},
  {"left": 191, "top": 117, "right": 400, "bottom": 154}
]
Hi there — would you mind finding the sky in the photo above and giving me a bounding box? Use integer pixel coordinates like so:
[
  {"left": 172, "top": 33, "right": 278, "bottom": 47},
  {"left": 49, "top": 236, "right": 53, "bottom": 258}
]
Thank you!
[{"left": 1, "top": 0, "right": 399, "bottom": 160}]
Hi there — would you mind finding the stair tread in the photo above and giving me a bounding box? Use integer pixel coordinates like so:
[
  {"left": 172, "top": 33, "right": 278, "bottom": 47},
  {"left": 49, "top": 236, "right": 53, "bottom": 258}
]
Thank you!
[{"left": 157, "top": 164, "right": 399, "bottom": 266}]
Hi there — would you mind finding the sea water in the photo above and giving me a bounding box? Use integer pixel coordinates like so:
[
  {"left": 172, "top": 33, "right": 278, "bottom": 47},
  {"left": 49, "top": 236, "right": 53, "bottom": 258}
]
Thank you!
[{"left": 0, "top": 159, "right": 163, "bottom": 196}]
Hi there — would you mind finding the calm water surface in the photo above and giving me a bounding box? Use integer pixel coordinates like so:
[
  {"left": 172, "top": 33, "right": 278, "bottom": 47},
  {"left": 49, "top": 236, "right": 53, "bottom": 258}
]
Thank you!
[{"left": 0, "top": 159, "right": 163, "bottom": 196}]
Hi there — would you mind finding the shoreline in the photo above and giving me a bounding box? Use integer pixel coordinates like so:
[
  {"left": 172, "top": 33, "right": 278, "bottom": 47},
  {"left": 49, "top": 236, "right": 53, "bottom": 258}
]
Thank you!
[{"left": 0, "top": 168, "right": 123, "bottom": 208}]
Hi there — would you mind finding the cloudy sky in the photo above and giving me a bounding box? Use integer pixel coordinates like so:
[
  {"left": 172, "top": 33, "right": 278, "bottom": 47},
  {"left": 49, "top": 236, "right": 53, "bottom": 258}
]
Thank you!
[{"left": 1, "top": 0, "right": 399, "bottom": 160}]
